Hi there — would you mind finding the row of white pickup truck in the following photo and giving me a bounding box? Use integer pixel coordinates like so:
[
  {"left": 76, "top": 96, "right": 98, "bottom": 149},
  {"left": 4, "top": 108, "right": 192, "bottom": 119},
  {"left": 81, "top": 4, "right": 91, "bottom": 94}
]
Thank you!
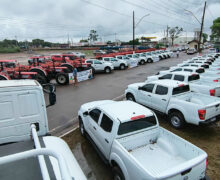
[
  {"left": 78, "top": 52, "right": 220, "bottom": 180},
  {"left": 85, "top": 50, "right": 174, "bottom": 74}
]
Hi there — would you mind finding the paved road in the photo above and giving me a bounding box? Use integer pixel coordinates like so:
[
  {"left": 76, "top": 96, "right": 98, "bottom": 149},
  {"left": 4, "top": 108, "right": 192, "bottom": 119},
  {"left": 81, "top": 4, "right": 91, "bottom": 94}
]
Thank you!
[{"left": 47, "top": 52, "right": 200, "bottom": 135}]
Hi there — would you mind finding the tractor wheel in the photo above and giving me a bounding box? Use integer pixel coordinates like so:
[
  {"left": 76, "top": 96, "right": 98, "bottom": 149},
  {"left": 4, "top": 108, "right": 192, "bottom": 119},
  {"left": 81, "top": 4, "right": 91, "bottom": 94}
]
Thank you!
[
  {"left": 30, "top": 69, "right": 48, "bottom": 82},
  {"left": 55, "top": 73, "right": 69, "bottom": 85},
  {"left": 34, "top": 74, "right": 47, "bottom": 84},
  {"left": 0, "top": 75, "right": 8, "bottom": 80},
  {"left": 61, "top": 64, "right": 73, "bottom": 73}
]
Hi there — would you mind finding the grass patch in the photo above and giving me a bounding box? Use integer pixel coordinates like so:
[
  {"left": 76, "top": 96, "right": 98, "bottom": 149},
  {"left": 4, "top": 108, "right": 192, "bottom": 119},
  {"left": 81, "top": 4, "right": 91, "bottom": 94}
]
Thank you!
[{"left": 0, "top": 47, "right": 21, "bottom": 53}]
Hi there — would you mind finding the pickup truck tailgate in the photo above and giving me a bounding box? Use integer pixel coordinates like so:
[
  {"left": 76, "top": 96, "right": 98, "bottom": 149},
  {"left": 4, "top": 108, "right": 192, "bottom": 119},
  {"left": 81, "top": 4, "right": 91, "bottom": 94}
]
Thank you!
[
  {"left": 215, "top": 87, "right": 220, "bottom": 97},
  {"left": 205, "top": 102, "right": 220, "bottom": 120}
]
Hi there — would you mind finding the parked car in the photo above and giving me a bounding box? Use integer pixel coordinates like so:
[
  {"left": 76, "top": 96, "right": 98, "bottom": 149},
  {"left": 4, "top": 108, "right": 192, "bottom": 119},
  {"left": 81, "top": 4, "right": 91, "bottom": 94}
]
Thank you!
[
  {"left": 147, "top": 71, "right": 220, "bottom": 97},
  {"left": 143, "top": 52, "right": 160, "bottom": 62},
  {"left": 126, "top": 79, "right": 220, "bottom": 128},
  {"left": 187, "top": 48, "right": 197, "bottom": 55},
  {"left": 78, "top": 100, "right": 208, "bottom": 179},
  {"left": 126, "top": 54, "right": 145, "bottom": 65},
  {"left": 0, "top": 80, "right": 86, "bottom": 180},
  {"left": 102, "top": 57, "right": 128, "bottom": 70},
  {"left": 85, "top": 59, "right": 114, "bottom": 74},
  {"left": 93, "top": 50, "right": 106, "bottom": 56}
]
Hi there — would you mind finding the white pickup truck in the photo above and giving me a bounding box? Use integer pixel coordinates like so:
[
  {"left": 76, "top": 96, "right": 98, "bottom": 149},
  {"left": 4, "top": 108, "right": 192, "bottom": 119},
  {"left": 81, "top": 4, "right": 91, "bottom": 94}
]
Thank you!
[
  {"left": 126, "top": 54, "right": 145, "bottom": 65},
  {"left": 115, "top": 55, "right": 138, "bottom": 67},
  {"left": 157, "top": 66, "right": 220, "bottom": 82},
  {"left": 85, "top": 59, "right": 114, "bottom": 74},
  {"left": 78, "top": 100, "right": 208, "bottom": 180},
  {"left": 147, "top": 71, "right": 220, "bottom": 97},
  {"left": 102, "top": 57, "right": 128, "bottom": 70},
  {"left": 0, "top": 80, "right": 86, "bottom": 180},
  {"left": 125, "top": 80, "right": 220, "bottom": 128}
]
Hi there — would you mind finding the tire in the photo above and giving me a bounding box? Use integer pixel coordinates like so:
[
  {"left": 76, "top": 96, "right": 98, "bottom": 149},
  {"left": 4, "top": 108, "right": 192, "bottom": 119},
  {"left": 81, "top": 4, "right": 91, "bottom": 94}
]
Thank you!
[
  {"left": 120, "top": 64, "right": 125, "bottom": 70},
  {"left": 105, "top": 67, "right": 111, "bottom": 74},
  {"left": 55, "top": 73, "right": 69, "bottom": 85},
  {"left": 147, "top": 58, "right": 153, "bottom": 63},
  {"left": 33, "top": 74, "right": 47, "bottom": 84},
  {"left": 61, "top": 64, "right": 73, "bottom": 73},
  {"left": 126, "top": 93, "right": 136, "bottom": 102},
  {"left": 79, "top": 117, "right": 85, "bottom": 137},
  {"left": 140, "top": 59, "right": 145, "bottom": 65},
  {"left": 159, "top": 56, "right": 163, "bottom": 60},
  {"left": 30, "top": 69, "right": 48, "bottom": 82},
  {"left": 169, "top": 111, "right": 186, "bottom": 129},
  {"left": 112, "top": 166, "right": 125, "bottom": 180}
]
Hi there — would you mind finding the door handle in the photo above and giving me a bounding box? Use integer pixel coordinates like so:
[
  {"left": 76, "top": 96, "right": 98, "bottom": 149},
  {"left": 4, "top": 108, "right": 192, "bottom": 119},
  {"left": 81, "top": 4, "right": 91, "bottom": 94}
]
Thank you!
[
  {"left": 162, "top": 99, "right": 166, "bottom": 101},
  {"left": 148, "top": 95, "right": 151, "bottom": 97},
  {"left": 93, "top": 126, "right": 96, "bottom": 130},
  {"left": 105, "top": 139, "right": 109, "bottom": 143}
]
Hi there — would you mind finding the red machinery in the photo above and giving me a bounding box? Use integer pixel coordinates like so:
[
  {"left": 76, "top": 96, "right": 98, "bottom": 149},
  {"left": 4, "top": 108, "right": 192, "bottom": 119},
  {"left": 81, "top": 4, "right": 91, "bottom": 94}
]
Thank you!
[{"left": 0, "top": 60, "right": 46, "bottom": 83}]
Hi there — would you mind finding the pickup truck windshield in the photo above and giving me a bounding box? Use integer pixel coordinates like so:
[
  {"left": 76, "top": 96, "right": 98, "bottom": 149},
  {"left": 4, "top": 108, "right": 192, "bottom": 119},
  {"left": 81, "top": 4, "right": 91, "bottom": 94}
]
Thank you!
[
  {"left": 172, "top": 85, "right": 190, "bottom": 95},
  {"left": 117, "top": 116, "right": 157, "bottom": 135},
  {"left": 188, "top": 75, "right": 200, "bottom": 81}
]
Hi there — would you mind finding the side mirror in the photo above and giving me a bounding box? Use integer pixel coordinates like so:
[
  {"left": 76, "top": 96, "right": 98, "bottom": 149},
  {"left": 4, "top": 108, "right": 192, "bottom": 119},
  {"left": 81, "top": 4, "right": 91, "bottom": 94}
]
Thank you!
[
  {"left": 83, "top": 111, "right": 89, "bottom": 116},
  {"left": 43, "top": 83, "right": 56, "bottom": 107},
  {"left": 138, "top": 86, "right": 142, "bottom": 90}
]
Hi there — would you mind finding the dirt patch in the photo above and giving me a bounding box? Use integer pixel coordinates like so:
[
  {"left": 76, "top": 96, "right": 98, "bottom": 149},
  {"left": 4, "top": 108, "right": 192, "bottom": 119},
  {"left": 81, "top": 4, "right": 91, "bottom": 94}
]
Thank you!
[{"left": 62, "top": 116, "right": 220, "bottom": 180}]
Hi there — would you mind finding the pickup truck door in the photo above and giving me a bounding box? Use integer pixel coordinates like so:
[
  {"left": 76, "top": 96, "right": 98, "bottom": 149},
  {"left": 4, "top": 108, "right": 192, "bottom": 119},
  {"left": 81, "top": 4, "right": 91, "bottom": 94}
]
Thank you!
[
  {"left": 151, "top": 85, "right": 169, "bottom": 113},
  {"left": 87, "top": 109, "right": 102, "bottom": 147},
  {"left": 94, "top": 60, "right": 103, "bottom": 71},
  {"left": 95, "top": 113, "right": 115, "bottom": 159},
  {"left": 137, "top": 83, "right": 155, "bottom": 107}
]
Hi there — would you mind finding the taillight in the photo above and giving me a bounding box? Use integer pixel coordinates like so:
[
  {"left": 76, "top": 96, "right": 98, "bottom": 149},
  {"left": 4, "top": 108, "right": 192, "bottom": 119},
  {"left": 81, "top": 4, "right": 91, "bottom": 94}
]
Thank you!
[
  {"left": 213, "top": 80, "right": 218, "bottom": 82},
  {"left": 209, "top": 89, "right": 216, "bottom": 96},
  {"left": 206, "top": 158, "right": 208, "bottom": 167},
  {"left": 198, "top": 109, "right": 206, "bottom": 120}
]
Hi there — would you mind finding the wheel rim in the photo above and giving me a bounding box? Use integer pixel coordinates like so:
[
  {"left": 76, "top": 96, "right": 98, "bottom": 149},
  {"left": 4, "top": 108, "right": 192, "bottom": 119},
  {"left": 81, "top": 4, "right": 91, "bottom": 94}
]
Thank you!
[
  {"left": 106, "top": 68, "right": 110, "bottom": 73},
  {"left": 58, "top": 75, "right": 66, "bottom": 83},
  {"left": 141, "top": 60, "right": 144, "bottom": 64},
  {"left": 171, "top": 116, "right": 181, "bottom": 127},
  {"left": 80, "top": 122, "right": 84, "bottom": 134},
  {"left": 121, "top": 65, "right": 125, "bottom": 69},
  {"left": 127, "top": 96, "right": 134, "bottom": 101},
  {"left": 114, "top": 175, "right": 121, "bottom": 180}
]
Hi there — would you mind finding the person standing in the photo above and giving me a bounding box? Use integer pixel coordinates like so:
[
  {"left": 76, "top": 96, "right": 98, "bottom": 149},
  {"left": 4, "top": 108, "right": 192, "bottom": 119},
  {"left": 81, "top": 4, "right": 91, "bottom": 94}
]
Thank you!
[
  {"left": 177, "top": 50, "right": 180, "bottom": 58},
  {"left": 73, "top": 66, "right": 78, "bottom": 87}
]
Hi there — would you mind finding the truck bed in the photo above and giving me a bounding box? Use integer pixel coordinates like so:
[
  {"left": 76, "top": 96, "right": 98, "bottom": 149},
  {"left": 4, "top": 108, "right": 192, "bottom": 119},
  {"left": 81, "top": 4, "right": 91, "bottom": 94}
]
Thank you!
[
  {"left": 0, "top": 137, "right": 55, "bottom": 180},
  {"left": 118, "top": 127, "right": 207, "bottom": 179},
  {"left": 130, "top": 143, "right": 186, "bottom": 176}
]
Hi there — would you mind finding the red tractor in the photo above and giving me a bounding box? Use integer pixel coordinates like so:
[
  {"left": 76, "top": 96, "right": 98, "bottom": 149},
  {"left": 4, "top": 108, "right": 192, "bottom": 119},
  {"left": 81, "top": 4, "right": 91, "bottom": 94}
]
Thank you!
[
  {"left": 28, "top": 56, "right": 70, "bottom": 85},
  {"left": 0, "top": 60, "right": 46, "bottom": 83}
]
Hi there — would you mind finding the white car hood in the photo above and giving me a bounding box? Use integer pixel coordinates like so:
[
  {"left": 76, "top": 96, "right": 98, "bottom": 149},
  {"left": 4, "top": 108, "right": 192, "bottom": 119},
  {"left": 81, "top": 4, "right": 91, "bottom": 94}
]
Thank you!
[{"left": 128, "top": 82, "right": 145, "bottom": 89}]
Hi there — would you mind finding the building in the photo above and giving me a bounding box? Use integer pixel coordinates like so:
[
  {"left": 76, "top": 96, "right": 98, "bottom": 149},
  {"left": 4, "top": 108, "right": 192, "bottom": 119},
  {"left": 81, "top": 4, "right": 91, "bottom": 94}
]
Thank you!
[{"left": 187, "top": 39, "right": 204, "bottom": 50}]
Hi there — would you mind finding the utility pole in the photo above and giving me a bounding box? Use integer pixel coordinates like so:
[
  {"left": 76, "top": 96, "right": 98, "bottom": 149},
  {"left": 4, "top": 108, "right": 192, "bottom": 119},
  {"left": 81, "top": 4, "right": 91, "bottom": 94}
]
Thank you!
[
  {"left": 166, "top": 25, "right": 169, "bottom": 47},
  {"left": 133, "top": 11, "right": 135, "bottom": 52},
  {"left": 198, "top": 1, "right": 206, "bottom": 53}
]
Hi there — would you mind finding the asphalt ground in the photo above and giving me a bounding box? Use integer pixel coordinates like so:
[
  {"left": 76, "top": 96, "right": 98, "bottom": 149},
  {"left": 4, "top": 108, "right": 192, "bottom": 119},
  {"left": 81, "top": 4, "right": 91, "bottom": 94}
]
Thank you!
[{"left": 47, "top": 52, "right": 199, "bottom": 135}]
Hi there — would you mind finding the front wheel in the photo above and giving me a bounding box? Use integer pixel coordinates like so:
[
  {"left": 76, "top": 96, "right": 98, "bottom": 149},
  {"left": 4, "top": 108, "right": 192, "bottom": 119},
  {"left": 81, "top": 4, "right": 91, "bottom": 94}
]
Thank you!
[
  {"left": 140, "top": 60, "right": 145, "bottom": 65},
  {"left": 147, "top": 59, "right": 153, "bottom": 63},
  {"left": 120, "top": 64, "right": 125, "bottom": 70},
  {"left": 169, "top": 111, "right": 185, "bottom": 129},
  {"left": 79, "top": 118, "right": 85, "bottom": 137},
  {"left": 112, "top": 166, "right": 125, "bottom": 180},
  {"left": 105, "top": 67, "right": 111, "bottom": 74},
  {"left": 126, "top": 93, "right": 136, "bottom": 102},
  {"left": 55, "top": 73, "right": 69, "bottom": 85}
]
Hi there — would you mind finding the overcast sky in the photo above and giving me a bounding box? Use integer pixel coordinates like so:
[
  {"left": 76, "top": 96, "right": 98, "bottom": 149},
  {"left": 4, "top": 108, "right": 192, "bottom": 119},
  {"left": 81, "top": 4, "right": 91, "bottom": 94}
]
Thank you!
[{"left": 0, "top": 0, "right": 219, "bottom": 43}]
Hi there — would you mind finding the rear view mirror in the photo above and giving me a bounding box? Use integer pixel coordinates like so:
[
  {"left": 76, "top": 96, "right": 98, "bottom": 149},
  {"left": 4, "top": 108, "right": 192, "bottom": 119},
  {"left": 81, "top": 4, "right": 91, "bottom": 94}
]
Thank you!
[{"left": 42, "top": 83, "right": 56, "bottom": 107}]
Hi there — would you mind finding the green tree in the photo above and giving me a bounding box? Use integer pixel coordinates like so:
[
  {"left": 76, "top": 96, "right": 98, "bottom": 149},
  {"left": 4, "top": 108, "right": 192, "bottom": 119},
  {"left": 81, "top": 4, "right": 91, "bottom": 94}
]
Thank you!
[
  {"left": 128, "top": 38, "right": 140, "bottom": 45},
  {"left": 202, "top": 33, "right": 208, "bottom": 43},
  {"left": 210, "top": 17, "right": 220, "bottom": 41},
  {"left": 32, "top": 39, "right": 44, "bottom": 47},
  {"left": 168, "top": 26, "right": 183, "bottom": 46},
  {"left": 80, "top": 39, "right": 88, "bottom": 43}
]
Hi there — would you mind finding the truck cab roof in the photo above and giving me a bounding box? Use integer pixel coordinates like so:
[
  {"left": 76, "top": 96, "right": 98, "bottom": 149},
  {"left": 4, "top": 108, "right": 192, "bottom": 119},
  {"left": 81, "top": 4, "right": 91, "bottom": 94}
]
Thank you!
[
  {"left": 151, "top": 79, "right": 188, "bottom": 88},
  {"left": 97, "top": 101, "right": 154, "bottom": 123},
  {"left": 0, "top": 80, "right": 39, "bottom": 89}
]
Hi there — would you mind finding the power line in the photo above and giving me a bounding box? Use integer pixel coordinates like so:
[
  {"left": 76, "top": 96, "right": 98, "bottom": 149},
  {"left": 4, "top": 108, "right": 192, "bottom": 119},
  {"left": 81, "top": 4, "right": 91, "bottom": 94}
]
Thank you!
[{"left": 80, "top": 0, "right": 166, "bottom": 27}]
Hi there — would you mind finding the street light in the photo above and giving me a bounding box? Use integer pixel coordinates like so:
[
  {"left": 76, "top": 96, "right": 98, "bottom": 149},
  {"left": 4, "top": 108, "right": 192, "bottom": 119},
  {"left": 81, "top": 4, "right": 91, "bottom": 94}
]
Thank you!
[{"left": 133, "top": 11, "right": 150, "bottom": 52}]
